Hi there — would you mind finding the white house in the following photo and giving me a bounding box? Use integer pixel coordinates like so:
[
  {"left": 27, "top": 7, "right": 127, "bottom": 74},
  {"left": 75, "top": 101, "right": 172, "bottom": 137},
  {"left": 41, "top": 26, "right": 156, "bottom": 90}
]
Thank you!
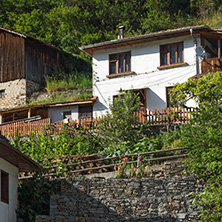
[
  {"left": 0, "top": 139, "right": 40, "bottom": 222},
  {"left": 80, "top": 25, "right": 222, "bottom": 117}
]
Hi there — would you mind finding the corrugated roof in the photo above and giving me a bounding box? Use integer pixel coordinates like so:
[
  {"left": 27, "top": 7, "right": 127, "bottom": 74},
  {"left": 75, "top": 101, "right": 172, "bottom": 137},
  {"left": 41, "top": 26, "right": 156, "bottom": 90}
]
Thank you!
[{"left": 80, "top": 25, "right": 213, "bottom": 55}]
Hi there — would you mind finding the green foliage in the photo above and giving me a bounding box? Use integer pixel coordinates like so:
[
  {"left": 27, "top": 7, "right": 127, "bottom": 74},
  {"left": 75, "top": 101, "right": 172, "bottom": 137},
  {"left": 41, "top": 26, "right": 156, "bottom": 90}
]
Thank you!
[
  {"left": 2, "top": 0, "right": 222, "bottom": 61},
  {"left": 158, "top": 130, "right": 182, "bottom": 150},
  {"left": 193, "top": 184, "right": 222, "bottom": 222},
  {"left": 46, "top": 71, "right": 91, "bottom": 93},
  {"left": 171, "top": 72, "right": 222, "bottom": 221},
  {"left": 101, "top": 90, "right": 150, "bottom": 144},
  {"left": 28, "top": 92, "right": 92, "bottom": 105},
  {"left": 11, "top": 130, "right": 101, "bottom": 166},
  {"left": 17, "top": 176, "right": 60, "bottom": 222},
  {"left": 114, "top": 156, "right": 150, "bottom": 179}
]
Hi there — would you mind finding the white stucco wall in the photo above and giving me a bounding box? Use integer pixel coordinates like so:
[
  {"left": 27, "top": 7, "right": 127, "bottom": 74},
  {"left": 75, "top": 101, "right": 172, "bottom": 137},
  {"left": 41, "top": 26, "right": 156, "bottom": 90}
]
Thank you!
[
  {"left": 92, "top": 35, "right": 200, "bottom": 117},
  {"left": 0, "top": 158, "right": 18, "bottom": 222},
  {"left": 48, "top": 105, "right": 79, "bottom": 122}
]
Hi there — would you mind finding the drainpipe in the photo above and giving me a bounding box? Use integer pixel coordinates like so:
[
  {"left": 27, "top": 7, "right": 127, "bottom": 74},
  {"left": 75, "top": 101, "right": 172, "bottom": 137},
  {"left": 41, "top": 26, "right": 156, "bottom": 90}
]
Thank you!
[{"left": 190, "top": 29, "right": 200, "bottom": 75}]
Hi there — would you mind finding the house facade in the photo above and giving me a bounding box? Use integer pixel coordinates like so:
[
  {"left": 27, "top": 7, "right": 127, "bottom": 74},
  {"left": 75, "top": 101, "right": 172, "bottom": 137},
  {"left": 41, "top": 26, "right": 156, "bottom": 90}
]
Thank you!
[
  {"left": 80, "top": 25, "right": 222, "bottom": 117},
  {"left": 0, "top": 139, "right": 40, "bottom": 222}
]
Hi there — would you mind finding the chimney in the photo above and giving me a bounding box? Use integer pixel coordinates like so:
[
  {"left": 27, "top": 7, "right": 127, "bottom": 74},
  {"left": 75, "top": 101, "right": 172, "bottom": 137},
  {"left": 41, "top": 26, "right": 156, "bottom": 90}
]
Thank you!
[{"left": 118, "top": 25, "right": 125, "bottom": 39}]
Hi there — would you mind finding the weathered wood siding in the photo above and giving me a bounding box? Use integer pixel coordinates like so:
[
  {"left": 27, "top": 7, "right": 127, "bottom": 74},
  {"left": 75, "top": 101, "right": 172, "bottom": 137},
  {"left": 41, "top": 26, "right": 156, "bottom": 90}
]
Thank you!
[
  {"left": 25, "top": 39, "right": 63, "bottom": 84},
  {"left": 201, "top": 57, "right": 222, "bottom": 73},
  {"left": 0, "top": 31, "right": 25, "bottom": 82}
]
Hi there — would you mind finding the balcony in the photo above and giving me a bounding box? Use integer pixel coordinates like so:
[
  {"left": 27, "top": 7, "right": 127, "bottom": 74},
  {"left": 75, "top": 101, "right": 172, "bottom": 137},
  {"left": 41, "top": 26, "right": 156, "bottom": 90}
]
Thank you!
[{"left": 201, "top": 57, "right": 222, "bottom": 73}]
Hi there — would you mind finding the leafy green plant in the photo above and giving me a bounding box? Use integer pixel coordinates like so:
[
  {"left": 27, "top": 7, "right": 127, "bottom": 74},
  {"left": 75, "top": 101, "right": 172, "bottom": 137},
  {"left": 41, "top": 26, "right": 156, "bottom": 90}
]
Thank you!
[
  {"left": 97, "top": 90, "right": 150, "bottom": 147},
  {"left": 11, "top": 129, "right": 101, "bottom": 167},
  {"left": 192, "top": 184, "right": 222, "bottom": 222},
  {"left": 114, "top": 156, "right": 150, "bottom": 179},
  {"left": 171, "top": 72, "right": 222, "bottom": 221},
  {"left": 17, "top": 175, "right": 60, "bottom": 222}
]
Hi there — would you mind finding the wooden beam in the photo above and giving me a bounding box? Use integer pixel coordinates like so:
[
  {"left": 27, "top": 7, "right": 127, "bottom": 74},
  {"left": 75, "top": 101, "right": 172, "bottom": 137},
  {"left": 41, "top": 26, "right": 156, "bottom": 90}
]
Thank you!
[
  {"left": 28, "top": 108, "right": 31, "bottom": 118},
  {"left": 0, "top": 113, "right": 2, "bottom": 124}
]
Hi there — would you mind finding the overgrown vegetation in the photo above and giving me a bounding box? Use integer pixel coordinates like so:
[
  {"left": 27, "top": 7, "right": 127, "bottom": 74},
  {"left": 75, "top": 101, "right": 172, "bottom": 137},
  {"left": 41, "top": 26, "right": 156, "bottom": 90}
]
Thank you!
[
  {"left": 27, "top": 70, "right": 92, "bottom": 105},
  {"left": 46, "top": 71, "right": 91, "bottom": 93},
  {"left": 171, "top": 71, "right": 222, "bottom": 222},
  {"left": 13, "top": 73, "right": 222, "bottom": 221},
  {"left": 1, "top": 0, "right": 222, "bottom": 61},
  {"left": 11, "top": 130, "right": 101, "bottom": 165},
  {"left": 28, "top": 91, "right": 92, "bottom": 105},
  {"left": 2, "top": 1, "right": 222, "bottom": 221},
  {"left": 17, "top": 177, "right": 60, "bottom": 222},
  {"left": 14, "top": 90, "right": 180, "bottom": 221},
  {"left": 13, "top": 91, "right": 181, "bottom": 166}
]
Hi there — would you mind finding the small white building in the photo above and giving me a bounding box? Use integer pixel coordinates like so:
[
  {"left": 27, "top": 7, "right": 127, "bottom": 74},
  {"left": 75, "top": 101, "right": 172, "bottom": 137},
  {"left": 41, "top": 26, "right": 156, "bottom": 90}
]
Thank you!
[
  {"left": 0, "top": 139, "right": 40, "bottom": 222},
  {"left": 80, "top": 25, "right": 222, "bottom": 117},
  {"left": 0, "top": 97, "right": 97, "bottom": 124}
]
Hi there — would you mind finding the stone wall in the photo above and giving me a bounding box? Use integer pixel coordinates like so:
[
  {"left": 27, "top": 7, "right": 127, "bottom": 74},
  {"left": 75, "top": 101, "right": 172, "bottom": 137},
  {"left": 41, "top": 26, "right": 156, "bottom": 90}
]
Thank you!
[
  {"left": 0, "top": 79, "right": 26, "bottom": 109},
  {"left": 26, "top": 80, "right": 41, "bottom": 97},
  {"left": 0, "top": 79, "right": 41, "bottom": 109},
  {"left": 36, "top": 162, "right": 205, "bottom": 222}
]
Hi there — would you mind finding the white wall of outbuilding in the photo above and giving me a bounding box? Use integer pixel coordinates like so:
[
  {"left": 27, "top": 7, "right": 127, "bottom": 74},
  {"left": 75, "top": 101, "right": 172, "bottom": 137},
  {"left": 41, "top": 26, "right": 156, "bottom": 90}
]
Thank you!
[{"left": 0, "top": 158, "right": 18, "bottom": 222}]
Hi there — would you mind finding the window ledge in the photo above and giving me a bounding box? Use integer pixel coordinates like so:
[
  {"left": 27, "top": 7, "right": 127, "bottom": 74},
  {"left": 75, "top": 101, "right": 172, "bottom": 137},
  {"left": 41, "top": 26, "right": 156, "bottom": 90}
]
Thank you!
[
  {"left": 157, "top": 62, "right": 188, "bottom": 70},
  {"left": 106, "top": 71, "right": 135, "bottom": 78}
]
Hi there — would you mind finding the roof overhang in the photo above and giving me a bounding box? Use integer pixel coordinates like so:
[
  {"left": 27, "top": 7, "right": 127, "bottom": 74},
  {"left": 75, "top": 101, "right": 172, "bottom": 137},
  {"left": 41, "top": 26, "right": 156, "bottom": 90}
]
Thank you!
[
  {"left": 47, "top": 96, "right": 97, "bottom": 108},
  {"left": 0, "top": 139, "right": 40, "bottom": 172},
  {"left": 0, "top": 97, "right": 97, "bottom": 114},
  {"left": 80, "top": 25, "right": 213, "bottom": 56}
]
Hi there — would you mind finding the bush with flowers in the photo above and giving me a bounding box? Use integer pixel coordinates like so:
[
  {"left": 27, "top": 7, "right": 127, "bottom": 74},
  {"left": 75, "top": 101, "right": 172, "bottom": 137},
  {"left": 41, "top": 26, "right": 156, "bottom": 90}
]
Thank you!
[{"left": 114, "top": 155, "right": 154, "bottom": 178}]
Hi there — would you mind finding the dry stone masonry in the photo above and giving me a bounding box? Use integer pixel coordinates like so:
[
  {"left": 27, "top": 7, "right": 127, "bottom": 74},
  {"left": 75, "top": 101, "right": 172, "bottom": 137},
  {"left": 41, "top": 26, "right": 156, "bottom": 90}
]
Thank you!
[
  {"left": 36, "top": 162, "right": 205, "bottom": 222},
  {"left": 0, "top": 79, "right": 41, "bottom": 109}
]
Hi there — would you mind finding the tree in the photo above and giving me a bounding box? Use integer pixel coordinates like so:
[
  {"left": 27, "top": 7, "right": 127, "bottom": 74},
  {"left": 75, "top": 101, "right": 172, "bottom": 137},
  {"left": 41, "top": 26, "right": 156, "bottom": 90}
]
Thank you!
[
  {"left": 170, "top": 72, "right": 222, "bottom": 221},
  {"left": 97, "top": 90, "right": 150, "bottom": 149}
]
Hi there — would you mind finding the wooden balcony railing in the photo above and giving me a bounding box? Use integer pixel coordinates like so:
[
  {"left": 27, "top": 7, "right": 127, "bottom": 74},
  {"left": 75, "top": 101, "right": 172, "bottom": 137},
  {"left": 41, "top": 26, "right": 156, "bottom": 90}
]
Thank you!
[{"left": 201, "top": 57, "right": 222, "bottom": 73}]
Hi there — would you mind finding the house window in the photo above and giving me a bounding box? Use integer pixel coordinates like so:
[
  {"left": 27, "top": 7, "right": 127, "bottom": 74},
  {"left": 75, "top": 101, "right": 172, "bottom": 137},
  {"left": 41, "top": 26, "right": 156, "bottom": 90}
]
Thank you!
[
  {"left": 63, "top": 111, "right": 71, "bottom": 119},
  {"left": 0, "top": 90, "right": 5, "bottom": 98},
  {"left": 109, "top": 52, "right": 131, "bottom": 75},
  {"left": 1, "top": 170, "right": 9, "bottom": 204},
  {"left": 160, "top": 42, "right": 183, "bottom": 66}
]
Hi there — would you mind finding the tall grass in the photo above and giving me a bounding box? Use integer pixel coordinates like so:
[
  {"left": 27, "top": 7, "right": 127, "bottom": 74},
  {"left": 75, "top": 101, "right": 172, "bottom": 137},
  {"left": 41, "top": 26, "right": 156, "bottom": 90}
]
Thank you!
[
  {"left": 46, "top": 71, "right": 91, "bottom": 93},
  {"left": 28, "top": 91, "right": 92, "bottom": 105}
]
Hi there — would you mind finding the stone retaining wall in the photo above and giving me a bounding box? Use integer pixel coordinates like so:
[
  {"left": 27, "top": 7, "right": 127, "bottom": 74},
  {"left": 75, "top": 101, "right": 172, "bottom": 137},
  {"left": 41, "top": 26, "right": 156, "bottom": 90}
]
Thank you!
[
  {"left": 0, "top": 79, "right": 26, "bottom": 109},
  {"left": 0, "top": 79, "right": 41, "bottom": 109},
  {"left": 36, "top": 162, "right": 205, "bottom": 222}
]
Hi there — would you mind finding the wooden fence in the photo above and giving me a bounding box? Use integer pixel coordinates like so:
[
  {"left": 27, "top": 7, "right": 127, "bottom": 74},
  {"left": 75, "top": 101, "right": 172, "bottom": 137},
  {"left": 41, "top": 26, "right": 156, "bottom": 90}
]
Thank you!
[
  {"left": 19, "top": 147, "right": 188, "bottom": 179},
  {"left": 0, "top": 107, "right": 193, "bottom": 137},
  {"left": 0, "top": 118, "right": 51, "bottom": 137},
  {"left": 146, "top": 107, "right": 194, "bottom": 124}
]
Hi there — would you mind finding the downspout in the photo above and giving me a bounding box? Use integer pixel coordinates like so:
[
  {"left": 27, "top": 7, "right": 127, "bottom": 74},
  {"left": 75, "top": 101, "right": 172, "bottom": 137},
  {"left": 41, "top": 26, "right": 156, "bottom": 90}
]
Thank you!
[{"left": 190, "top": 28, "right": 200, "bottom": 75}]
